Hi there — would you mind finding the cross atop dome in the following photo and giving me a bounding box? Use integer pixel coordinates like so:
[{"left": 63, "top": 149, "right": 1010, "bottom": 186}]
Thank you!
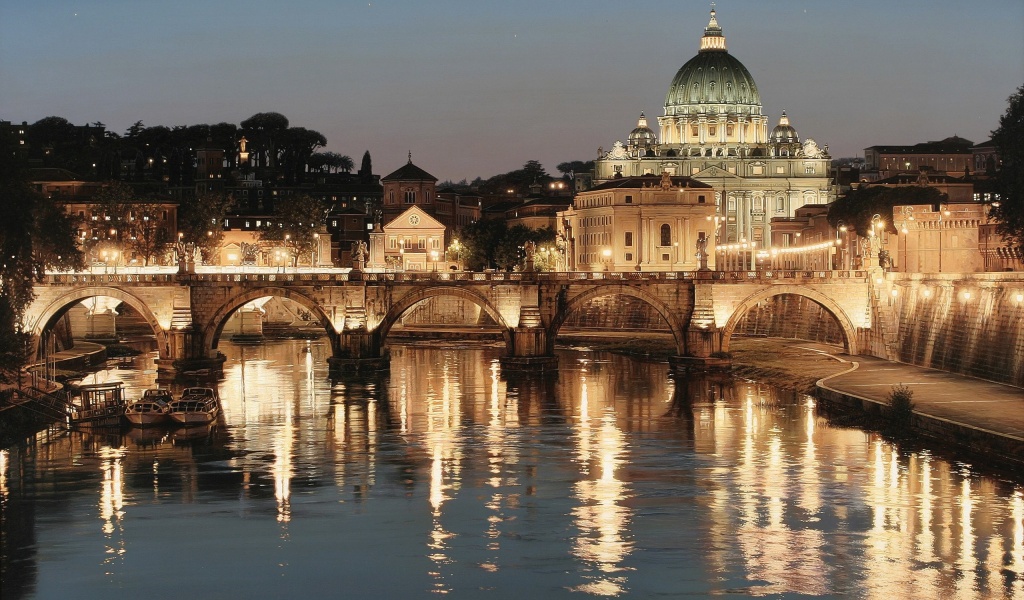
[{"left": 700, "top": 5, "right": 727, "bottom": 52}]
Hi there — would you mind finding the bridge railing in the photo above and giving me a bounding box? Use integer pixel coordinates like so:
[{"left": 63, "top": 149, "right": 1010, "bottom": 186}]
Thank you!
[
  {"left": 41, "top": 269, "right": 871, "bottom": 285},
  {"left": 42, "top": 273, "right": 180, "bottom": 284}
]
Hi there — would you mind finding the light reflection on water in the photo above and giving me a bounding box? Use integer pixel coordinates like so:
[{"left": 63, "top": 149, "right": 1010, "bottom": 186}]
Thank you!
[{"left": 2, "top": 340, "right": 1024, "bottom": 599}]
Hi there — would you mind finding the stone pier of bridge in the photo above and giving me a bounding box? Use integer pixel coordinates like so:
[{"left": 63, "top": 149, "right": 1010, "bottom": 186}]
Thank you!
[{"left": 27, "top": 269, "right": 878, "bottom": 379}]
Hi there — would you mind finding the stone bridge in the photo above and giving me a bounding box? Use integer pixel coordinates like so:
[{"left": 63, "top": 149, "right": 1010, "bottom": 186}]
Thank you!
[{"left": 26, "top": 269, "right": 875, "bottom": 377}]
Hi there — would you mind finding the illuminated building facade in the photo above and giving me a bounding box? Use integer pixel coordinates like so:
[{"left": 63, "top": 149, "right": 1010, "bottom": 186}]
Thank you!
[
  {"left": 592, "top": 8, "right": 833, "bottom": 246},
  {"left": 558, "top": 172, "right": 716, "bottom": 272}
]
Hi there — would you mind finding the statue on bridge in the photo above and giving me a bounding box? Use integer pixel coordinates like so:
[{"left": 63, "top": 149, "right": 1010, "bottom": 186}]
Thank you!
[
  {"left": 696, "top": 235, "right": 709, "bottom": 271},
  {"left": 877, "top": 249, "right": 893, "bottom": 270},
  {"left": 174, "top": 238, "right": 197, "bottom": 274},
  {"left": 351, "top": 240, "right": 368, "bottom": 271}
]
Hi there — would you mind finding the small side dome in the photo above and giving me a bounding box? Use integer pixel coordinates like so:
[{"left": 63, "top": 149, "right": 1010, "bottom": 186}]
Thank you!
[
  {"left": 769, "top": 111, "right": 800, "bottom": 143},
  {"left": 628, "top": 112, "right": 657, "bottom": 147}
]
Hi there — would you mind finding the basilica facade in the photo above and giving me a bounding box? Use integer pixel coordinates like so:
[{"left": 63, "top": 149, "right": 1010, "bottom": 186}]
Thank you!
[{"left": 591, "top": 8, "right": 833, "bottom": 246}]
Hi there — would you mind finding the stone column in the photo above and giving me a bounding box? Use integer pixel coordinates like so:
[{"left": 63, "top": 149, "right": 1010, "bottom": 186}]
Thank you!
[
  {"left": 499, "top": 282, "right": 558, "bottom": 372},
  {"left": 671, "top": 278, "right": 730, "bottom": 373}
]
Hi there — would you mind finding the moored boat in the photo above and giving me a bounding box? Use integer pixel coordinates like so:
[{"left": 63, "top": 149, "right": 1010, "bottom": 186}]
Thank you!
[
  {"left": 168, "top": 387, "right": 219, "bottom": 426},
  {"left": 69, "top": 382, "right": 127, "bottom": 427},
  {"left": 124, "top": 389, "right": 173, "bottom": 426}
]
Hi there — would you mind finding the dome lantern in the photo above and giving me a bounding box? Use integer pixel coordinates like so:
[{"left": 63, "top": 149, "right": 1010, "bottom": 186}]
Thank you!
[{"left": 700, "top": 7, "right": 727, "bottom": 52}]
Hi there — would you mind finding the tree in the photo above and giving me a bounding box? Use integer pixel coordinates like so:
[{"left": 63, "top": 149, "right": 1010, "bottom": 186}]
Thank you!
[
  {"left": 828, "top": 185, "right": 948, "bottom": 236},
  {"left": 240, "top": 112, "right": 289, "bottom": 170},
  {"left": 0, "top": 132, "right": 84, "bottom": 380},
  {"left": 457, "top": 219, "right": 507, "bottom": 271},
  {"left": 257, "top": 194, "right": 326, "bottom": 267},
  {"left": 179, "top": 191, "right": 233, "bottom": 264},
  {"left": 86, "top": 181, "right": 137, "bottom": 261},
  {"left": 989, "top": 85, "right": 1024, "bottom": 248},
  {"left": 476, "top": 160, "right": 554, "bottom": 196},
  {"left": 495, "top": 226, "right": 556, "bottom": 271},
  {"left": 556, "top": 160, "right": 595, "bottom": 176},
  {"left": 277, "top": 126, "right": 326, "bottom": 184},
  {"left": 123, "top": 201, "right": 170, "bottom": 266},
  {"left": 358, "top": 150, "right": 373, "bottom": 180}
]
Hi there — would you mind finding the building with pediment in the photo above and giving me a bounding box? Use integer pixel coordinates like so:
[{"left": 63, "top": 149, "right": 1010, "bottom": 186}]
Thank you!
[
  {"left": 368, "top": 205, "right": 446, "bottom": 271},
  {"left": 591, "top": 8, "right": 833, "bottom": 246}
]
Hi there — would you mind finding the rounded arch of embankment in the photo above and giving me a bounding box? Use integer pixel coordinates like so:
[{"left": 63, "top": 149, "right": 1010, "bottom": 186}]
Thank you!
[
  {"left": 204, "top": 287, "right": 337, "bottom": 351},
  {"left": 375, "top": 286, "right": 514, "bottom": 353},
  {"left": 29, "top": 286, "right": 168, "bottom": 356},
  {"left": 548, "top": 284, "right": 687, "bottom": 355},
  {"left": 720, "top": 285, "right": 859, "bottom": 355}
]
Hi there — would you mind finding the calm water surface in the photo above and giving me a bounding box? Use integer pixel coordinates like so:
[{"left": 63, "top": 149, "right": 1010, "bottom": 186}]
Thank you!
[{"left": 3, "top": 340, "right": 1024, "bottom": 599}]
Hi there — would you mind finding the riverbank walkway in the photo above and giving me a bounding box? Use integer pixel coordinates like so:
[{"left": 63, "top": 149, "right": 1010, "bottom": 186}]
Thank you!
[{"left": 817, "top": 353, "right": 1024, "bottom": 462}]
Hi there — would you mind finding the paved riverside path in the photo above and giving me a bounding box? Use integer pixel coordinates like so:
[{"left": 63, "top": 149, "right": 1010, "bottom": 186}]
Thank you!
[{"left": 819, "top": 355, "right": 1024, "bottom": 442}]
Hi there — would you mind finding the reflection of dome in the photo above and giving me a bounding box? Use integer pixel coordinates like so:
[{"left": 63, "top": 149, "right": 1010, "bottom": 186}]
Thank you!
[
  {"left": 769, "top": 111, "right": 799, "bottom": 143},
  {"left": 664, "top": 9, "right": 761, "bottom": 116},
  {"left": 628, "top": 112, "right": 656, "bottom": 147}
]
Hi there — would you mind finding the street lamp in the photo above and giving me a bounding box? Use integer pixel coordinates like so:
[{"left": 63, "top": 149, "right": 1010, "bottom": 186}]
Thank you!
[
  {"left": 430, "top": 250, "right": 438, "bottom": 272},
  {"left": 602, "top": 247, "right": 612, "bottom": 272},
  {"left": 938, "top": 204, "right": 950, "bottom": 273}
]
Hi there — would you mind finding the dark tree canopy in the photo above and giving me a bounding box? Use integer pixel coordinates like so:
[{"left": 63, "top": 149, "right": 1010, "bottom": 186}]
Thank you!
[
  {"left": 257, "top": 194, "right": 327, "bottom": 266},
  {"left": 179, "top": 191, "right": 234, "bottom": 263},
  {"left": 828, "top": 185, "right": 948, "bottom": 236},
  {"left": 0, "top": 131, "right": 84, "bottom": 379},
  {"left": 989, "top": 85, "right": 1024, "bottom": 248},
  {"left": 477, "top": 160, "right": 553, "bottom": 196},
  {"left": 556, "top": 160, "right": 595, "bottom": 176},
  {"left": 456, "top": 220, "right": 555, "bottom": 271}
]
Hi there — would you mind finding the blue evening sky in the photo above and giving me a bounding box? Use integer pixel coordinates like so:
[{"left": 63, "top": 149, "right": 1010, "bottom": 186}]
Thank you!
[{"left": 2, "top": 0, "right": 1021, "bottom": 181}]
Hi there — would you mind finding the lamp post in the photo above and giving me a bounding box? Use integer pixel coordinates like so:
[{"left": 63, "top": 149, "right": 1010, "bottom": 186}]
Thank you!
[
  {"left": 836, "top": 221, "right": 847, "bottom": 270},
  {"left": 937, "top": 204, "right": 949, "bottom": 273},
  {"left": 430, "top": 250, "right": 438, "bottom": 272},
  {"left": 602, "top": 247, "right": 612, "bottom": 272}
]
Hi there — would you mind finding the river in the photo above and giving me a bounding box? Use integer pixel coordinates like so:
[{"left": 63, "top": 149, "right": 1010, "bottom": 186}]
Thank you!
[{"left": 2, "top": 339, "right": 1023, "bottom": 599}]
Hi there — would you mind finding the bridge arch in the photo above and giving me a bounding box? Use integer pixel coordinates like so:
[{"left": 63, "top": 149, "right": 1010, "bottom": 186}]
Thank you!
[
  {"left": 375, "top": 286, "right": 514, "bottom": 353},
  {"left": 28, "top": 286, "right": 168, "bottom": 358},
  {"left": 548, "top": 284, "right": 687, "bottom": 355},
  {"left": 203, "top": 287, "right": 338, "bottom": 354},
  {"left": 720, "top": 285, "right": 860, "bottom": 355}
]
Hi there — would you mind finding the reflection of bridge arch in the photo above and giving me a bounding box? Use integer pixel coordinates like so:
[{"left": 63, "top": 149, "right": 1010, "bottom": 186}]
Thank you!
[
  {"left": 376, "top": 286, "right": 513, "bottom": 353},
  {"left": 28, "top": 287, "right": 167, "bottom": 358},
  {"left": 549, "top": 284, "right": 687, "bottom": 355},
  {"left": 204, "top": 287, "right": 338, "bottom": 353},
  {"left": 720, "top": 285, "right": 859, "bottom": 355}
]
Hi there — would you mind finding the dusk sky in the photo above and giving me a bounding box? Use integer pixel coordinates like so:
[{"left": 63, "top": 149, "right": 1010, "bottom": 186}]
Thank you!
[{"left": 2, "top": 0, "right": 1022, "bottom": 182}]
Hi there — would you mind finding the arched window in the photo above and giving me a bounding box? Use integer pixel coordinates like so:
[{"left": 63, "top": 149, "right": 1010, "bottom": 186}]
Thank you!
[{"left": 660, "top": 224, "right": 672, "bottom": 247}]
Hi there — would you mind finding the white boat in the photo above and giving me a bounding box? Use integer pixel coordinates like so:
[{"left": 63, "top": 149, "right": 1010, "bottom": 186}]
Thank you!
[
  {"left": 69, "top": 382, "right": 127, "bottom": 427},
  {"left": 124, "top": 389, "right": 173, "bottom": 426},
  {"left": 168, "top": 387, "right": 219, "bottom": 426}
]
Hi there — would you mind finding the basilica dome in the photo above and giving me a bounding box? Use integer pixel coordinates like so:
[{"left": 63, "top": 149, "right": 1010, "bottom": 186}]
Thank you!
[
  {"left": 628, "top": 112, "right": 657, "bottom": 147},
  {"left": 769, "top": 111, "right": 799, "bottom": 143},
  {"left": 664, "top": 9, "right": 762, "bottom": 117}
]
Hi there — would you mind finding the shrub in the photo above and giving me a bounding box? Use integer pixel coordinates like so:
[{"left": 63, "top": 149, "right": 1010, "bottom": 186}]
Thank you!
[{"left": 887, "top": 384, "right": 915, "bottom": 430}]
